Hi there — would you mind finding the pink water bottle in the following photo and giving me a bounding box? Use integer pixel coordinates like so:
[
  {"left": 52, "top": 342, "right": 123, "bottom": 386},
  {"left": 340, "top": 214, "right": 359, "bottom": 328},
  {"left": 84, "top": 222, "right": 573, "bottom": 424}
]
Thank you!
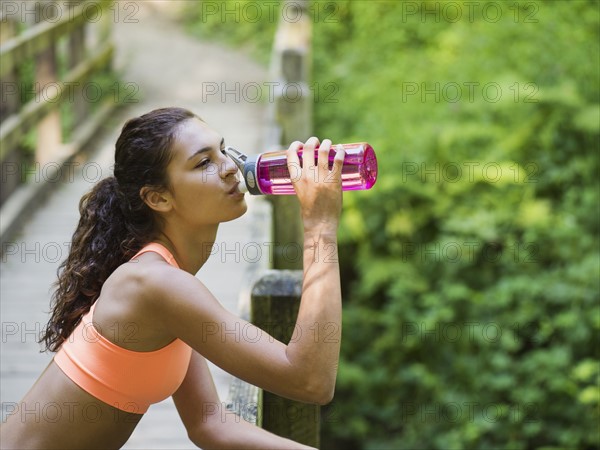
[{"left": 224, "top": 143, "right": 378, "bottom": 195}]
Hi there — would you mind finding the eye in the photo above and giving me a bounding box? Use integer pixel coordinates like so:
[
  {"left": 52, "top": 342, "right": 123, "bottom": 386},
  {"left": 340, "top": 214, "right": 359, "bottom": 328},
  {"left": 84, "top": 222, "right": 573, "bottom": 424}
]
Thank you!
[
  {"left": 194, "top": 158, "right": 211, "bottom": 169},
  {"left": 194, "top": 147, "right": 226, "bottom": 169}
]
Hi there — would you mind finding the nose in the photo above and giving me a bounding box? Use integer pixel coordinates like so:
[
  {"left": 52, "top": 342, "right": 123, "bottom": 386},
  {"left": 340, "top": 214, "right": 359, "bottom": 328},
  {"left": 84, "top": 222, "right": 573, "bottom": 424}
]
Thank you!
[{"left": 220, "top": 152, "right": 239, "bottom": 179}]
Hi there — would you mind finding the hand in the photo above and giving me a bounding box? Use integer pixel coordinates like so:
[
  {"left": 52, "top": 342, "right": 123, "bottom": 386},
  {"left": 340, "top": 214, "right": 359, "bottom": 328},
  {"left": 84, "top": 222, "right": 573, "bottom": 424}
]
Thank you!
[{"left": 286, "top": 137, "right": 345, "bottom": 236}]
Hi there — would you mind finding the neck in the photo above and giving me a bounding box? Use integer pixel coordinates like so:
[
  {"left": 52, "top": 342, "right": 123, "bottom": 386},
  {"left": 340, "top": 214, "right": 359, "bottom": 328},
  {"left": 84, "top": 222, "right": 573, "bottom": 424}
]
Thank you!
[{"left": 153, "top": 224, "right": 219, "bottom": 275}]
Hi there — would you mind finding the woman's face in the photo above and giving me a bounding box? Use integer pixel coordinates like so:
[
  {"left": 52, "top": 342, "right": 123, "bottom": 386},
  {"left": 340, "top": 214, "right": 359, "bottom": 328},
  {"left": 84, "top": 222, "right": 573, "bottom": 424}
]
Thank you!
[{"left": 162, "top": 118, "right": 247, "bottom": 227}]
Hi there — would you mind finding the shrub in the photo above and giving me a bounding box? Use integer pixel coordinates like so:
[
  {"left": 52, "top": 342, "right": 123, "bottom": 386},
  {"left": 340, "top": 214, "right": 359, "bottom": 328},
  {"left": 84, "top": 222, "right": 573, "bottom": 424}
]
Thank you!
[{"left": 312, "top": 1, "right": 599, "bottom": 449}]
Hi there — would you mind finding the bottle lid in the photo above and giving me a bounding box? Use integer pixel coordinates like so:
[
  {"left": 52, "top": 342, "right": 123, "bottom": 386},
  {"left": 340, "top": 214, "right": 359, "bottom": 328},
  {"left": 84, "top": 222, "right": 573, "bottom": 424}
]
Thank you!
[{"left": 242, "top": 155, "right": 263, "bottom": 195}]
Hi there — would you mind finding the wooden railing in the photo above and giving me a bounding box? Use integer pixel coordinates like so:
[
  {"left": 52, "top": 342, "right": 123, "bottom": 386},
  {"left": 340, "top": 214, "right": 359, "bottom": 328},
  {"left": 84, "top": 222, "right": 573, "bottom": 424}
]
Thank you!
[
  {"left": 0, "top": 0, "right": 118, "bottom": 243},
  {"left": 227, "top": 0, "right": 319, "bottom": 447}
]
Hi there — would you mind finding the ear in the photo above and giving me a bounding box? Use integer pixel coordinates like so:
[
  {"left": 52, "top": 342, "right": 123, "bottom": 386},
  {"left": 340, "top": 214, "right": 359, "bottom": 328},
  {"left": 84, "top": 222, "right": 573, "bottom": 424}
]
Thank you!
[{"left": 140, "top": 186, "right": 173, "bottom": 213}]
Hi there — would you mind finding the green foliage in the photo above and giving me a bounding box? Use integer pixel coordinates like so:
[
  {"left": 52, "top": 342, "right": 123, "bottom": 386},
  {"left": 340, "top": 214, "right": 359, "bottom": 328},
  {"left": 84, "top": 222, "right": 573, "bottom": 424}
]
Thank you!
[
  {"left": 182, "top": 0, "right": 282, "bottom": 65},
  {"left": 310, "top": 1, "right": 599, "bottom": 449},
  {"left": 183, "top": 1, "right": 598, "bottom": 448}
]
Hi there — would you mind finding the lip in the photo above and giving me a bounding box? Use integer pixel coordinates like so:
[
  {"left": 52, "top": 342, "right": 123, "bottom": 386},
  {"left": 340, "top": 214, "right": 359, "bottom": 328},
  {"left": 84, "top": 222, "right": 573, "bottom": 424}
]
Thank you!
[{"left": 227, "top": 181, "right": 243, "bottom": 195}]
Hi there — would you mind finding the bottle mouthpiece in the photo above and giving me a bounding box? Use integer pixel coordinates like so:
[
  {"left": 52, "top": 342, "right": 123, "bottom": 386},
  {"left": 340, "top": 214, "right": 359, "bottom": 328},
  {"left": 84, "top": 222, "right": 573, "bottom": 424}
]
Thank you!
[
  {"left": 224, "top": 146, "right": 252, "bottom": 194},
  {"left": 223, "top": 146, "right": 247, "bottom": 172},
  {"left": 238, "top": 180, "right": 249, "bottom": 194},
  {"left": 224, "top": 146, "right": 263, "bottom": 195}
]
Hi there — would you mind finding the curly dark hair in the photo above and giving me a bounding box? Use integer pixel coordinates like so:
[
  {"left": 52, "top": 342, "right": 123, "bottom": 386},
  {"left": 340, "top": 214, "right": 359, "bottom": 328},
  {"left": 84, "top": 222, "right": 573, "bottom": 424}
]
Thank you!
[{"left": 40, "top": 107, "right": 198, "bottom": 352}]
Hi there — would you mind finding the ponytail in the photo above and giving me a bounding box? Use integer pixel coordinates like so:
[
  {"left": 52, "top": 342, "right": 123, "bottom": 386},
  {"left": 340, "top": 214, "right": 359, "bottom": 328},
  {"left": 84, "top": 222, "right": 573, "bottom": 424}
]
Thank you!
[
  {"left": 40, "top": 177, "right": 142, "bottom": 352},
  {"left": 40, "top": 107, "right": 198, "bottom": 352}
]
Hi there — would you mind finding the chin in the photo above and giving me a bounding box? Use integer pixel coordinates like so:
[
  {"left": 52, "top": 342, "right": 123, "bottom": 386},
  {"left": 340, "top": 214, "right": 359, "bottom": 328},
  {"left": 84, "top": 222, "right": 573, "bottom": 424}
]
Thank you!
[{"left": 223, "top": 200, "right": 248, "bottom": 222}]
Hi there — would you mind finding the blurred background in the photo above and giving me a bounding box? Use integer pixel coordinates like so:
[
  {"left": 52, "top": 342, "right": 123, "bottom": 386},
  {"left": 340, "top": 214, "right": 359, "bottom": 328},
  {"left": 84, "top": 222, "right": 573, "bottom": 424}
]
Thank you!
[
  {"left": 1, "top": 1, "right": 599, "bottom": 449},
  {"left": 187, "top": 1, "right": 599, "bottom": 448}
]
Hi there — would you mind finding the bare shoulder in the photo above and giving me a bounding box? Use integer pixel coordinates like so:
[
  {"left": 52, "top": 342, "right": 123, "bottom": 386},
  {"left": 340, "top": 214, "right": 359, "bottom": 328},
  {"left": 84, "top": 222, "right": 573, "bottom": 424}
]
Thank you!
[
  {"left": 135, "top": 255, "right": 204, "bottom": 297},
  {"left": 94, "top": 252, "right": 210, "bottom": 349},
  {"left": 105, "top": 252, "right": 197, "bottom": 298},
  {"left": 107, "top": 252, "right": 218, "bottom": 314}
]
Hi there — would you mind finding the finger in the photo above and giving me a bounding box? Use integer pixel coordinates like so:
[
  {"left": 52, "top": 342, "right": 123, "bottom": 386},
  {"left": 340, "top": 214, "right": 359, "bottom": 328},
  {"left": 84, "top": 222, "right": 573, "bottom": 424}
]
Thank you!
[
  {"left": 317, "top": 139, "right": 332, "bottom": 179},
  {"left": 286, "top": 141, "right": 303, "bottom": 183},
  {"left": 303, "top": 137, "right": 320, "bottom": 171},
  {"left": 331, "top": 144, "right": 346, "bottom": 183}
]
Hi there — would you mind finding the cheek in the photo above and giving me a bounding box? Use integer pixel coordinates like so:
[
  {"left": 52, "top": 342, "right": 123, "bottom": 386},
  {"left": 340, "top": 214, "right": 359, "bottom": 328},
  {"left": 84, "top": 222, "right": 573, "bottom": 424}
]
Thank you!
[
  {"left": 176, "top": 171, "right": 208, "bottom": 194},
  {"left": 175, "top": 174, "right": 219, "bottom": 207}
]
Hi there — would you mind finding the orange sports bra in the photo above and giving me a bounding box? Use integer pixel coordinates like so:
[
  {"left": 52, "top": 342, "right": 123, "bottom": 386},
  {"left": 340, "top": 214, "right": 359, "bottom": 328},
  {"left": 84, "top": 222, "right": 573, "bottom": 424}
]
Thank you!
[{"left": 53, "top": 243, "right": 192, "bottom": 413}]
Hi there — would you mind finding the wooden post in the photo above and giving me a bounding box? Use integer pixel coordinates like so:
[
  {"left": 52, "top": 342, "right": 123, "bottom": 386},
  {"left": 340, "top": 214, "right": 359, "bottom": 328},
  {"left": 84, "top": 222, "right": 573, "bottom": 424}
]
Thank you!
[
  {"left": 0, "top": 15, "right": 19, "bottom": 123},
  {"left": 34, "top": 0, "right": 62, "bottom": 166},
  {"left": 67, "top": 9, "right": 87, "bottom": 127},
  {"left": 227, "top": 1, "right": 320, "bottom": 446},
  {"left": 269, "top": 0, "right": 312, "bottom": 271},
  {"left": 251, "top": 270, "right": 320, "bottom": 448},
  {"left": 0, "top": 15, "right": 22, "bottom": 205},
  {"left": 99, "top": 0, "right": 113, "bottom": 46}
]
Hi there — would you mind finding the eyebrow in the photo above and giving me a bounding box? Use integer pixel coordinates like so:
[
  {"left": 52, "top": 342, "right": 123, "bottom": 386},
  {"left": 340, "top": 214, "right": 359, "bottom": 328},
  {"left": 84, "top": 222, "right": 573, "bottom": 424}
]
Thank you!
[{"left": 187, "top": 138, "right": 225, "bottom": 161}]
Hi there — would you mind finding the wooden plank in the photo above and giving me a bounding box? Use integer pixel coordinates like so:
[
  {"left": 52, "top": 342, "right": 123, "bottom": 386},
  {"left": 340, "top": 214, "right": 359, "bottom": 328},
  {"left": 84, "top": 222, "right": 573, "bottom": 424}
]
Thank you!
[
  {"left": 226, "top": 377, "right": 260, "bottom": 426},
  {"left": 0, "top": 98, "right": 118, "bottom": 244},
  {"left": 0, "top": 41, "right": 114, "bottom": 162},
  {"left": 250, "top": 270, "right": 320, "bottom": 448},
  {"left": 0, "top": 2, "right": 97, "bottom": 78}
]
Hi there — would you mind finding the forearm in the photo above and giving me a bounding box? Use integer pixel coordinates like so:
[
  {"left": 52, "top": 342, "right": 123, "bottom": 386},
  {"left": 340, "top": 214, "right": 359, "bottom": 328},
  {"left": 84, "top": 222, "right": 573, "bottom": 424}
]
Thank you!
[
  {"left": 285, "top": 229, "right": 342, "bottom": 401},
  {"left": 196, "top": 406, "right": 314, "bottom": 450}
]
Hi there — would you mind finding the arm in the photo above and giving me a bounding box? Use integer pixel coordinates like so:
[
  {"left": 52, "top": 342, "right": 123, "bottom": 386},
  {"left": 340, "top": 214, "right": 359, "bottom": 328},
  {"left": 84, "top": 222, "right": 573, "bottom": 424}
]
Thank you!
[
  {"left": 151, "top": 138, "right": 344, "bottom": 404},
  {"left": 173, "top": 350, "right": 315, "bottom": 449},
  {"left": 283, "top": 138, "right": 344, "bottom": 402}
]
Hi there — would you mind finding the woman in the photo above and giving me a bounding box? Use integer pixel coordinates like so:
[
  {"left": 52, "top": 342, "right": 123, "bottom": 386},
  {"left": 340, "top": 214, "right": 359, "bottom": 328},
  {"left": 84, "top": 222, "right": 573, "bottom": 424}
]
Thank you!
[{"left": 1, "top": 107, "right": 344, "bottom": 449}]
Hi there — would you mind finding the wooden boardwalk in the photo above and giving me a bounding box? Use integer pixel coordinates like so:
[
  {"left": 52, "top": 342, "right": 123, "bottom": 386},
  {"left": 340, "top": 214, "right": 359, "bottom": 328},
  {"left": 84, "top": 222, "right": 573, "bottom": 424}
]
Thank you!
[{"left": 1, "top": 3, "right": 271, "bottom": 448}]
